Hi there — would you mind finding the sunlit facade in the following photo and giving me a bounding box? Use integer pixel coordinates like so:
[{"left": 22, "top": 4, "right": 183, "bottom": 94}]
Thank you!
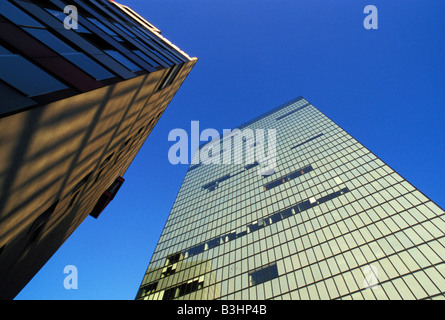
[
  {"left": 136, "top": 96, "right": 445, "bottom": 300},
  {"left": 0, "top": 0, "right": 196, "bottom": 299}
]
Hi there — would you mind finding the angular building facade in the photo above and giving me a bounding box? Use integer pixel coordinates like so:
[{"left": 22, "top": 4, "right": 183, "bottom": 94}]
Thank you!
[
  {"left": 0, "top": 0, "right": 196, "bottom": 299},
  {"left": 136, "top": 97, "right": 445, "bottom": 300}
]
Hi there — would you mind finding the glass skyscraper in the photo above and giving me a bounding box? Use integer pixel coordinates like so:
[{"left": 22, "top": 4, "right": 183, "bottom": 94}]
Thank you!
[{"left": 136, "top": 96, "right": 445, "bottom": 300}]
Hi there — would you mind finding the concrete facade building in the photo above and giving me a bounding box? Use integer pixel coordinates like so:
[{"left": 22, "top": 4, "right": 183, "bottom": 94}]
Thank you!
[
  {"left": 0, "top": 0, "right": 196, "bottom": 299},
  {"left": 136, "top": 97, "right": 444, "bottom": 300}
]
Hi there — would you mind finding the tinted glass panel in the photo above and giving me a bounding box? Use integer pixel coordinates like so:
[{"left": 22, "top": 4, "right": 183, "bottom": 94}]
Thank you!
[
  {"left": 0, "top": 46, "right": 67, "bottom": 96},
  {"left": 105, "top": 50, "right": 141, "bottom": 71},
  {"left": 0, "top": 2, "right": 44, "bottom": 27}
]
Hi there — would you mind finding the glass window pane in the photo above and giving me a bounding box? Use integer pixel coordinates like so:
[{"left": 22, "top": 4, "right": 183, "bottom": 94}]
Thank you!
[
  {"left": 104, "top": 50, "right": 141, "bottom": 71},
  {"left": 133, "top": 50, "right": 158, "bottom": 67},
  {"left": 0, "top": 46, "right": 67, "bottom": 96},
  {"left": 0, "top": 1, "right": 44, "bottom": 27},
  {"left": 63, "top": 53, "right": 114, "bottom": 80},
  {"left": 23, "top": 28, "right": 77, "bottom": 54},
  {"left": 45, "top": 8, "right": 91, "bottom": 33},
  {"left": 87, "top": 17, "right": 117, "bottom": 36}
]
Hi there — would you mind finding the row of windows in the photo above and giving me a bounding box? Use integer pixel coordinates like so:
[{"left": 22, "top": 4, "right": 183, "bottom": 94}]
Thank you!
[
  {"left": 217, "top": 264, "right": 444, "bottom": 300},
  {"left": 275, "top": 102, "right": 310, "bottom": 121},
  {"left": 174, "top": 126, "right": 342, "bottom": 225},
  {"left": 139, "top": 100, "right": 445, "bottom": 300},
  {"left": 150, "top": 162, "right": 436, "bottom": 273},
  {"left": 0, "top": 0, "right": 184, "bottom": 105},
  {"left": 159, "top": 187, "right": 350, "bottom": 268},
  {"left": 291, "top": 133, "right": 324, "bottom": 150},
  {"left": 139, "top": 215, "right": 444, "bottom": 299},
  {"left": 186, "top": 99, "right": 311, "bottom": 174},
  {"left": 146, "top": 195, "right": 443, "bottom": 289},
  {"left": 170, "top": 135, "right": 373, "bottom": 231},
  {"left": 179, "top": 119, "right": 343, "bottom": 206},
  {"left": 202, "top": 162, "right": 261, "bottom": 191},
  {"left": 162, "top": 277, "right": 204, "bottom": 300},
  {"left": 264, "top": 165, "right": 313, "bottom": 191},
  {"left": 157, "top": 146, "right": 384, "bottom": 252}
]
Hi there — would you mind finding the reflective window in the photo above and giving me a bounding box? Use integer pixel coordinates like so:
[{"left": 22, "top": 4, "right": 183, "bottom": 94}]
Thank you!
[
  {"left": 0, "top": 1, "right": 44, "bottom": 27},
  {"left": 105, "top": 50, "right": 141, "bottom": 71},
  {"left": 249, "top": 263, "right": 279, "bottom": 286},
  {"left": 0, "top": 45, "right": 67, "bottom": 96},
  {"left": 23, "top": 28, "right": 114, "bottom": 80},
  {"left": 132, "top": 50, "right": 158, "bottom": 67},
  {"left": 24, "top": 28, "right": 77, "bottom": 54},
  {"left": 87, "top": 17, "right": 118, "bottom": 36},
  {"left": 44, "top": 8, "right": 91, "bottom": 33}
]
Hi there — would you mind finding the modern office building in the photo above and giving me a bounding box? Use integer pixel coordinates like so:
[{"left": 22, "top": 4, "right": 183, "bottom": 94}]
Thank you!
[
  {"left": 136, "top": 96, "right": 445, "bottom": 300},
  {"left": 0, "top": 0, "right": 196, "bottom": 299}
]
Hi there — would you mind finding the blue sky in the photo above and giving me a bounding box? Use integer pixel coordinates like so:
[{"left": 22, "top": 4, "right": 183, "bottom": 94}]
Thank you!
[{"left": 15, "top": 0, "right": 445, "bottom": 300}]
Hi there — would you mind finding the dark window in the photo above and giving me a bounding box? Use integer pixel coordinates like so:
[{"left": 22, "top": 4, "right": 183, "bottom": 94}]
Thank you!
[
  {"left": 161, "top": 265, "right": 176, "bottom": 278},
  {"left": 245, "top": 161, "right": 259, "bottom": 170},
  {"left": 202, "top": 174, "right": 231, "bottom": 191},
  {"left": 188, "top": 163, "right": 201, "bottom": 172},
  {"left": 270, "top": 212, "right": 282, "bottom": 224},
  {"left": 132, "top": 49, "right": 158, "bottom": 67},
  {"left": 291, "top": 133, "right": 324, "bottom": 150},
  {"left": 280, "top": 208, "right": 293, "bottom": 219},
  {"left": 166, "top": 252, "right": 182, "bottom": 265},
  {"left": 180, "top": 187, "right": 350, "bottom": 260},
  {"left": 276, "top": 103, "right": 310, "bottom": 120},
  {"left": 202, "top": 181, "right": 217, "bottom": 191},
  {"left": 123, "top": 137, "right": 132, "bottom": 147},
  {"left": 187, "top": 243, "right": 205, "bottom": 257},
  {"left": 193, "top": 243, "right": 206, "bottom": 255},
  {"left": 207, "top": 238, "right": 220, "bottom": 249},
  {"left": 178, "top": 279, "right": 202, "bottom": 297},
  {"left": 162, "top": 278, "right": 204, "bottom": 300},
  {"left": 237, "top": 230, "right": 248, "bottom": 238},
  {"left": 87, "top": 17, "right": 118, "bottom": 37},
  {"left": 296, "top": 200, "right": 313, "bottom": 212},
  {"left": 162, "top": 287, "right": 177, "bottom": 300},
  {"left": 158, "top": 64, "right": 182, "bottom": 91},
  {"left": 89, "top": 177, "right": 124, "bottom": 219},
  {"left": 225, "top": 232, "right": 237, "bottom": 242},
  {"left": 137, "top": 281, "right": 158, "bottom": 298},
  {"left": 248, "top": 222, "right": 262, "bottom": 233},
  {"left": 264, "top": 165, "right": 313, "bottom": 191},
  {"left": 249, "top": 263, "right": 279, "bottom": 286}
]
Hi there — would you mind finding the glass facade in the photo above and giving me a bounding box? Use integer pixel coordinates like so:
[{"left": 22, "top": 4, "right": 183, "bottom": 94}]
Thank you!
[
  {"left": 136, "top": 97, "right": 445, "bottom": 300},
  {"left": 0, "top": 0, "right": 192, "bottom": 106}
]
